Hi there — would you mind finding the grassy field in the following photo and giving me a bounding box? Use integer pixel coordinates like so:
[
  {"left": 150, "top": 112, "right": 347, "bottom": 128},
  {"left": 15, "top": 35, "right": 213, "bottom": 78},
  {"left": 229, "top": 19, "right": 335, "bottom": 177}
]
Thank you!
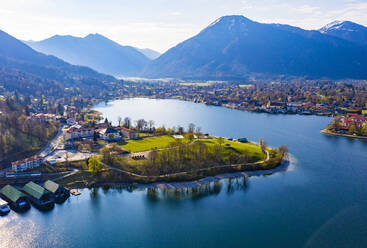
[
  {"left": 199, "top": 138, "right": 265, "bottom": 161},
  {"left": 119, "top": 135, "right": 265, "bottom": 160},
  {"left": 120, "top": 136, "right": 181, "bottom": 153}
]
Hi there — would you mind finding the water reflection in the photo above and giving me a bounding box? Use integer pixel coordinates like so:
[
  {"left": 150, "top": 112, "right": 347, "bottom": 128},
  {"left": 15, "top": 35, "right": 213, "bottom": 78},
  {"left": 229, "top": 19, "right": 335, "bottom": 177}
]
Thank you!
[{"left": 145, "top": 177, "right": 248, "bottom": 203}]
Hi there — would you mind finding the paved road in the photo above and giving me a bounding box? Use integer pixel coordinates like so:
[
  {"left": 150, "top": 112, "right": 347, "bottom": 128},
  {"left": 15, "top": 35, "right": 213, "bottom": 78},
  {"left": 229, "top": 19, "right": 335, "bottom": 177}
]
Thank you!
[{"left": 38, "top": 125, "right": 66, "bottom": 157}]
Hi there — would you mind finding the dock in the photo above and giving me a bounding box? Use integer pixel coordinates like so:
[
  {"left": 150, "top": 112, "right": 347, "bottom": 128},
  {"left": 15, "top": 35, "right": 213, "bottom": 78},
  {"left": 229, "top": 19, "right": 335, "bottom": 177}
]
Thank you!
[{"left": 70, "top": 189, "right": 81, "bottom": 196}]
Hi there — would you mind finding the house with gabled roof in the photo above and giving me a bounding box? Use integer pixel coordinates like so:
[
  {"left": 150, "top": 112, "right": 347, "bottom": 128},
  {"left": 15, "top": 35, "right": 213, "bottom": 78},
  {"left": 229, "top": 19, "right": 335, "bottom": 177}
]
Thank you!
[
  {"left": 22, "top": 181, "right": 54, "bottom": 209},
  {"left": 0, "top": 185, "right": 30, "bottom": 210},
  {"left": 44, "top": 180, "right": 69, "bottom": 199}
]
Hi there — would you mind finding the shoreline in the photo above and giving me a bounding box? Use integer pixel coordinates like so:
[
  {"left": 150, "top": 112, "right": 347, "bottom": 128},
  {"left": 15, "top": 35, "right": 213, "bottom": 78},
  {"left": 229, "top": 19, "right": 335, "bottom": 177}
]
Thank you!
[
  {"left": 70, "top": 159, "right": 291, "bottom": 190},
  {"left": 321, "top": 128, "right": 367, "bottom": 140},
  {"left": 107, "top": 97, "right": 335, "bottom": 118}
]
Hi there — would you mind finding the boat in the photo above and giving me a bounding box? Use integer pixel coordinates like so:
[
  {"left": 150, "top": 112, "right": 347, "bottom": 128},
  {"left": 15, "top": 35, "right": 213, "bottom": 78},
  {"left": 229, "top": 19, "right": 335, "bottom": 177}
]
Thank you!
[{"left": 0, "top": 199, "right": 10, "bottom": 216}]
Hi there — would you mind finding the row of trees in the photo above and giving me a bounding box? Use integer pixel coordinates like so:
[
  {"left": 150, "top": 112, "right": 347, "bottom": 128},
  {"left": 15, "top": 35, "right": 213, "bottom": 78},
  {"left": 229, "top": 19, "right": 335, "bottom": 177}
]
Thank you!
[{"left": 115, "top": 116, "right": 204, "bottom": 137}]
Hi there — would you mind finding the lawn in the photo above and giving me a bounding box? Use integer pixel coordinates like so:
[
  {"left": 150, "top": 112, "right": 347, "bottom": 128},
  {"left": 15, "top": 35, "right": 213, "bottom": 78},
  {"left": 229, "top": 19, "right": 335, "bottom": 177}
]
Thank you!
[
  {"left": 120, "top": 136, "right": 180, "bottom": 153},
  {"left": 199, "top": 138, "right": 266, "bottom": 161}
]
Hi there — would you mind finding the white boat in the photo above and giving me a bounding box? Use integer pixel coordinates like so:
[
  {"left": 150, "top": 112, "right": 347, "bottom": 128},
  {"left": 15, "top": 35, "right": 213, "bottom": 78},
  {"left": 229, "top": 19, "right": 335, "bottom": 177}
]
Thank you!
[{"left": 0, "top": 199, "right": 10, "bottom": 216}]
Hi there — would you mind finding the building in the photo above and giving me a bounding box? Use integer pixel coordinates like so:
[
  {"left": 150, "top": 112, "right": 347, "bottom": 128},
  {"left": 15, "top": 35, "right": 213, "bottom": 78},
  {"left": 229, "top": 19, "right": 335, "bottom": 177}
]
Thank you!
[
  {"left": 66, "top": 118, "right": 76, "bottom": 126},
  {"left": 43, "top": 180, "right": 69, "bottom": 199},
  {"left": 99, "top": 127, "right": 121, "bottom": 141},
  {"left": 64, "top": 126, "right": 94, "bottom": 140},
  {"left": 116, "top": 127, "right": 138, "bottom": 139},
  {"left": 340, "top": 114, "right": 367, "bottom": 130},
  {"left": 0, "top": 185, "right": 30, "bottom": 210},
  {"left": 11, "top": 156, "right": 43, "bottom": 173},
  {"left": 31, "top": 113, "right": 57, "bottom": 123},
  {"left": 22, "top": 182, "right": 54, "bottom": 209}
]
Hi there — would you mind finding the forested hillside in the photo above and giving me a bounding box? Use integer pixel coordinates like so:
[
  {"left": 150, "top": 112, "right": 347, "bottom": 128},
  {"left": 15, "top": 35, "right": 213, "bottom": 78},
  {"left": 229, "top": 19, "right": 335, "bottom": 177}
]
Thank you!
[{"left": 0, "top": 99, "right": 58, "bottom": 168}]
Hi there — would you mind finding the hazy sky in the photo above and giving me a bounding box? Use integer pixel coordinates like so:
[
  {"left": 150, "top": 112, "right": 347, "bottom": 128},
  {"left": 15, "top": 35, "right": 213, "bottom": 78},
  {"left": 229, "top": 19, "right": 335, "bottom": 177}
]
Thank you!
[{"left": 1, "top": 0, "right": 367, "bottom": 52}]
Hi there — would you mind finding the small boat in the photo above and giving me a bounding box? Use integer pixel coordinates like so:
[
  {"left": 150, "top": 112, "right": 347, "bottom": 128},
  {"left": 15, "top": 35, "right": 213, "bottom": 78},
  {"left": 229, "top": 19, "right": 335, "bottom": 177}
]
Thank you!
[{"left": 0, "top": 199, "right": 10, "bottom": 216}]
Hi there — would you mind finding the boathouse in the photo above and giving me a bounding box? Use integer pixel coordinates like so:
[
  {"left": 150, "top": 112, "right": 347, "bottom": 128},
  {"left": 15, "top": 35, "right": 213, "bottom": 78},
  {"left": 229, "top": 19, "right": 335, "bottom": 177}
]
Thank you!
[
  {"left": 22, "top": 182, "right": 54, "bottom": 208},
  {"left": 44, "top": 180, "right": 69, "bottom": 199},
  {"left": 0, "top": 185, "right": 30, "bottom": 210}
]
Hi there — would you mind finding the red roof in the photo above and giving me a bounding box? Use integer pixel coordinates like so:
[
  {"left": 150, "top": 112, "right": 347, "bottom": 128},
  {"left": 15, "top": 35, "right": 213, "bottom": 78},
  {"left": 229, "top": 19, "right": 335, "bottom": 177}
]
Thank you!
[{"left": 12, "top": 155, "right": 42, "bottom": 166}]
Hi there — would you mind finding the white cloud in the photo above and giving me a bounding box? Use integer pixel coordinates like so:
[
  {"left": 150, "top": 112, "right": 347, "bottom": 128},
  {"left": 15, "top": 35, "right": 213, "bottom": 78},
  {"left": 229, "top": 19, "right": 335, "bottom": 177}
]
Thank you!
[{"left": 0, "top": 0, "right": 366, "bottom": 52}]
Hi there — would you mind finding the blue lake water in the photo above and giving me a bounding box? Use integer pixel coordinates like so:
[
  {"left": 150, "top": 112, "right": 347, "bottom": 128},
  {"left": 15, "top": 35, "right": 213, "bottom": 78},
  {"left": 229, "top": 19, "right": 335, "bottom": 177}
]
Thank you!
[{"left": 1, "top": 98, "right": 367, "bottom": 248}]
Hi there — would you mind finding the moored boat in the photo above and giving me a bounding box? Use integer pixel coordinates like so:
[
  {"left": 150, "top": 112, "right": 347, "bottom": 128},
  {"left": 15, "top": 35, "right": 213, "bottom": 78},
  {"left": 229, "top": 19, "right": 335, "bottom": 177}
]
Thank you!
[{"left": 0, "top": 199, "right": 10, "bottom": 216}]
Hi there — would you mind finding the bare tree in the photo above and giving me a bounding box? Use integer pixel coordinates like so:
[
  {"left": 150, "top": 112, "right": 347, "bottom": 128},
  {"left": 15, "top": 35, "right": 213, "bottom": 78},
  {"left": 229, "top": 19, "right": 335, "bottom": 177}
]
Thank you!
[
  {"left": 148, "top": 120, "right": 155, "bottom": 132},
  {"left": 188, "top": 123, "right": 195, "bottom": 133},
  {"left": 259, "top": 138, "right": 267, "bottom": 154},
  {"left": 123, "top": 117, "right": 131, "bottom": 128},
  {"left": 278, "top": 145, "right": 289, "bottom": 159}
]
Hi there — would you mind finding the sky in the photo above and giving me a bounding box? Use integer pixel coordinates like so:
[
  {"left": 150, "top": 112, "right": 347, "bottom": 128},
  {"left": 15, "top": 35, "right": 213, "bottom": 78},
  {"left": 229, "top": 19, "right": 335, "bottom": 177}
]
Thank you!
[{"left": 0, "top": 0, "right": 367, "bottom": 53}]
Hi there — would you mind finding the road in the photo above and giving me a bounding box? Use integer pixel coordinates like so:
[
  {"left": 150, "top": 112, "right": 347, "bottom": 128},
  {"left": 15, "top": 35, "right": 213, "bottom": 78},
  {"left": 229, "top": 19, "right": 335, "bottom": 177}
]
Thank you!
[{"left": 38, "top": 125, "right": 66, "bottom": 157}]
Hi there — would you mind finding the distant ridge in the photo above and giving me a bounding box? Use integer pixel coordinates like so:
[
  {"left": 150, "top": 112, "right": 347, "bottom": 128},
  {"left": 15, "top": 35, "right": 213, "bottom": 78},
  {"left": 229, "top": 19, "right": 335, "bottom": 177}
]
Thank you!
[
  {"left": 319, "top": 20, "right": 367, "bottom": 46},
  {"left": 0, "top": 29, "right": 115, "bottom": 96},
  {"left": 136, "top": 48, "right": 161, "bottom": 60},
  {"left": 142, "top": 15, "right": 367, "bottom": 80},
  {"left": 26, "top": 34, "right": 152, "bottom": 76}
]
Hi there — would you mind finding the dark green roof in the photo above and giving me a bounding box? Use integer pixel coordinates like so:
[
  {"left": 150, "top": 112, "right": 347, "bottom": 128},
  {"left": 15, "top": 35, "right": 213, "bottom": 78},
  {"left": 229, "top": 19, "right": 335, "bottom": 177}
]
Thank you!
[
  {"left": 44, "top": 180, "right": 61, "bottom": 193},
  {"left": 0, "top": 185, "right": 26, "bottom": 203},
  {"left": 22, "top": 182, "right": 50, "bottom": 200}
]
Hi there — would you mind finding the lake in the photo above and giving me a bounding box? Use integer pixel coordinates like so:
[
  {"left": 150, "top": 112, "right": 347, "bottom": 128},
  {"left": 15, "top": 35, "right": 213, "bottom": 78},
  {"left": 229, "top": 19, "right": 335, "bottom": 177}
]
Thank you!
[{"left": 1, "top": 98, "right": 367, "bottom": 248}]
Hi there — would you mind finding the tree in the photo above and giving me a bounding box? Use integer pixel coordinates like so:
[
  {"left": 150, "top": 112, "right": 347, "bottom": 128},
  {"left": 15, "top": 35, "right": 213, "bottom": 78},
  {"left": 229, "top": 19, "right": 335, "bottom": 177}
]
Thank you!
[
  {"left": 148, "top": 120, "right": 155, "bottom": 132},
  {"left": 330, "top": 117, "right": 341, "bottom": 131},
  {"left": 361, "top": 124, "right": 367, "bottom": 137},
  {"left": 177, "top": 126, "right": 184, "bottom": 134},
  {"left": 259, "top": 138, "right": 267, "bottom": 154},
  {"left": 135, "top": 119, "right": 147, "bottom": 131},
  {"left": 104, "top": 118, "right": 110, "bottom": 127},
  {"left": 348, "top": 122, "right": 357, "bottom": 135},
  {"left": 278, "top": 145, "right": 289, "bottom": 159},
  {"left": 88, "top": 155, "right": 102, "bottom": 174},
  {"left": 100, "top": 147, "right": 112, "bottom": 164},
  {"left": 195, "top": 127, "right": 202, "bottom": 138},
  {"left": 123, "top": 117, "right": 131, "bottom": 128},
  {"left": 188, "top": 123, "right": 195, "bottom": 133}
]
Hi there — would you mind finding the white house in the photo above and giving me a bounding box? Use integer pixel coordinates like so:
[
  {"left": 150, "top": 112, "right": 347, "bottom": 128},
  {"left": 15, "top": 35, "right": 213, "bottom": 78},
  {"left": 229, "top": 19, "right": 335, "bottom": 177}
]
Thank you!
[
  {"left": 12, "top": 156, "right": 43, "bottom": 173},
  {"left": 99, "top": 128, "right": 121, "bottom": 141},
  {"left": 65, "top": 126, "right": 94, "bottom": 140}
]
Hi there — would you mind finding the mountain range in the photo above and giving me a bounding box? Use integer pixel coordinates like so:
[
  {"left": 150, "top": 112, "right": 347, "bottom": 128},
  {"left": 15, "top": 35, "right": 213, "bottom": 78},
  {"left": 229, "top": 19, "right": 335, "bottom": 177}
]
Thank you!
[
  {"left": 142, "top": 15, "right": 367, "bottom": 80},
  {"left": 320, "top": 20, "right": 367, "bottom": 46},
  {"left": 1, "top": 15, "right": 367, "bottom": 84},
  {"left": 0, "top": 30, "right": 116, "bottom": 97},
  {"left": 25, "top": 34, "right": 160, "bottom": 76}
]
